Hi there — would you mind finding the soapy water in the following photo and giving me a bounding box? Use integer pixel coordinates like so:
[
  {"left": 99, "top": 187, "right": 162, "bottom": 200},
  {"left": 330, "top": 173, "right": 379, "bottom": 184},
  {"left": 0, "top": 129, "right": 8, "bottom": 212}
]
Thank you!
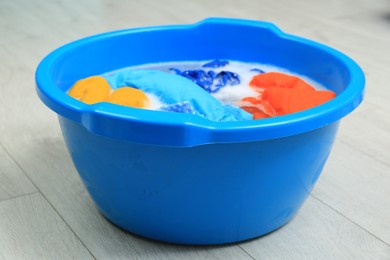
[
  {"left": 106, "top": 60, "right": 330, "bottom": 107},
  {"left": 69, "top": 60, "right": 335, "bottom": 121}
]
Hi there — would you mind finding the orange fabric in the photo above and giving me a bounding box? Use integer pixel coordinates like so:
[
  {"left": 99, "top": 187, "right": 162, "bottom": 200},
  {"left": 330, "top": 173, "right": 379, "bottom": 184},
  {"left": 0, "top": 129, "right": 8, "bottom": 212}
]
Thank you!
[
  {"left": 250, "top": 72, "right": 299, "bottom": 89},
  {"left": 241, "top": 106, "right": 270, "bottom": 119},
  {"left": 241, "top": 72, "right": 336, "bottom": 118}
]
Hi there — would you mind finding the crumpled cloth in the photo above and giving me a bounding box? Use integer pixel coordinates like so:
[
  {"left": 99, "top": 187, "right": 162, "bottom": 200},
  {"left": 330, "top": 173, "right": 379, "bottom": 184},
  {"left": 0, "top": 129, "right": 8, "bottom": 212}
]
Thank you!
[{"left": 103, "top": 69, "right": 252, "bottom": 122}]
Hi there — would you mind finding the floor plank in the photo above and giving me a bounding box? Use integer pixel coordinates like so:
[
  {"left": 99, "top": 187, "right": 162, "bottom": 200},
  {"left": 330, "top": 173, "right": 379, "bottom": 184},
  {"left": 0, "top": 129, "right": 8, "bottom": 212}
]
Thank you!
[
  {"left": 0, "top": 193, "right": 94, "bottom": 260},
  {"left": 313, "top": 140, "right": 390, "bottom": 244},
  {"left": 274, "top": 0, "right": 390, "bottom": 42},
  {"left": 239, "top": 196, "right": 390, "bottom": 260},
  {"left": 0, "top": 143, "right": 36, "bottom": 201}
]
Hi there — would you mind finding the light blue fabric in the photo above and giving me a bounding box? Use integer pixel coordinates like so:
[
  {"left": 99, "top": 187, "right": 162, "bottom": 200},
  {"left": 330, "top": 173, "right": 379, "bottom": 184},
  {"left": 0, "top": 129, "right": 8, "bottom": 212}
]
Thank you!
[{"left": 103, "top": 69, "right": 252, "bottom": 122}]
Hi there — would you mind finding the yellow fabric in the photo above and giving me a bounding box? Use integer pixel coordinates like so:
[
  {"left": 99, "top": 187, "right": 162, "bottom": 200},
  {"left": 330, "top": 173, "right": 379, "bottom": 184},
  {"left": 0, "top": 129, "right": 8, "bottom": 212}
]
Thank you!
[
  {"left": 68, "top": 76, "right": 150, "bottom": 108},
  {"left": 108, "top": 87, "right": 150, "bottom": 108},
  {"left": 68, "top": 76, "right": 111, "bottom": 104}
]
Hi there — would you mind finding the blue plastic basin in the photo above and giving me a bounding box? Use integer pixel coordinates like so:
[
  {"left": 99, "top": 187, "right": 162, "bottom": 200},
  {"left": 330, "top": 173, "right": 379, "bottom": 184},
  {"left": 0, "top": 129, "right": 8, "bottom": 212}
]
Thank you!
[{"left": 35, "top": 18, "right": 365, "bottom": 244}]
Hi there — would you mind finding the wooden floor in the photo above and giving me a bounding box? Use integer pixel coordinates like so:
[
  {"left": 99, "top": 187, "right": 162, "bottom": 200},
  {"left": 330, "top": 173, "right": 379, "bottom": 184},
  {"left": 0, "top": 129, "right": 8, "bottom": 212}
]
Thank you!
[{"left": 1, "top": 0, "right": 390, "bottom": 259}]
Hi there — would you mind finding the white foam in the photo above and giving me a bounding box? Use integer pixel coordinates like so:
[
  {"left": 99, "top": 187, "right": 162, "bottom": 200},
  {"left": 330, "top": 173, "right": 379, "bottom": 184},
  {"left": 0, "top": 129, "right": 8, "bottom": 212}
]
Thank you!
[{"left": 145, "top": 92, "right": 165, "bottom": 110}]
